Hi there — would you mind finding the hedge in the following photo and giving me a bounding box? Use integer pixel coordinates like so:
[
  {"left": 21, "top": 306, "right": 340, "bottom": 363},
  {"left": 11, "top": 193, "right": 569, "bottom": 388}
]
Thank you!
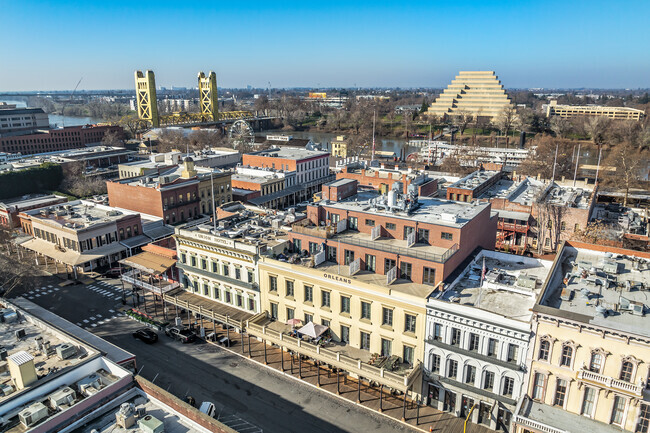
[{"left": 0, "top": 163, "right": 63, "bottom": 199}]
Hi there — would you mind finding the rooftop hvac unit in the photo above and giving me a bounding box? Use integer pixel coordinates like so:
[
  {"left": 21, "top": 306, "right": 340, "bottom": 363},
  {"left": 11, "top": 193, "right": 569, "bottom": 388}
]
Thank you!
[
  {"left": 18, "top": 402, "right": 48, "bottom": 428},
  {"left": 0, "top": 348, "right": 7, "bottom": 361},
  {"left": 15, "top": 329, "right": 26, "bottom": 340},
  {"left": 0, "top": 384, "right": 14, "bottom": 396},
  {"left": 56, "top": 344, "right": 77, "bottom": 360},
  {"left": 138, "top": 415, "right": 165, "bottom": 433},
  {"left": 49, "top": 386, "right": 76, "bottom": 409}
]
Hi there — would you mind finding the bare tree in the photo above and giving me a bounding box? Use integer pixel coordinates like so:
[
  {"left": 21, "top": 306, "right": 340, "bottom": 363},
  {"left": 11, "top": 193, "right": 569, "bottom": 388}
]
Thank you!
[
  {"left": 453, "top": 110, "right": 473, "bottom": 136},
  {"left": 495, "top": 106, "right": 517, "bottom": 145},
  {"left": 518, "top": 135, "right": 578, "bottom": 179},
  {"left": 101, "top": 131, "right": 123, "bottom": 147},
  {"left": 550, "top": 116, "right": 572, "bottom": 138},
  {"left": 603, "top": 141, "right": 646, "bottom": 207},
  {"left": 534, "top": 203, "right": 566, "bottom": 254},
  {"left": 585, "top": 116, "right": 610, "bottom": 147},
  {"left": 118, "top": 113, "right": 147, "bottom": 139}
]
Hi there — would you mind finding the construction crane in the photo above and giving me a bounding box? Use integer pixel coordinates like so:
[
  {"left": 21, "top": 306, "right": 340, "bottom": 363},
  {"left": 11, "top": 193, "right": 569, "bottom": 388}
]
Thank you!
[{"left": 60, "top": 77, "right": 83, "bottom": 127}]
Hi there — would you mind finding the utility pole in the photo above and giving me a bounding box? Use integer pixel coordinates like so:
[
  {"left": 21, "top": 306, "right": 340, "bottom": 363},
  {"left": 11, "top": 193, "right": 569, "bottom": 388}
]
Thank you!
[
  {"left": 371, "top": 110, "right": 376, "bottom": 162},
  {"left": 594, "top": 147, "right": 603, "bottom": 185},
  {"left": 551, "top": 144, "right": 558, "bottom": 183},
  {"left": 573, "top": 143, "right": 581, "bottom": 186}
]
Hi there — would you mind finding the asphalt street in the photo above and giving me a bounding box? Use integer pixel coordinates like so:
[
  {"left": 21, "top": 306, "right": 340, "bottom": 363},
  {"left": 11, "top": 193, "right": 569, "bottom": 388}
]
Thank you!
[{"left": 17, "top": 275, "right": 413, "bottom": 433}]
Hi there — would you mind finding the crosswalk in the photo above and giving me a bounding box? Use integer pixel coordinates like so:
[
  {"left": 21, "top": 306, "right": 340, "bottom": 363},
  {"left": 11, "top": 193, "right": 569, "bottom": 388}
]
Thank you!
[
  {"left": 85, "top": 280, "right": 131, "bottom": 302},
  {"left": 24, "top": 284, "right": 59, "bottom": 299},
  {"left": 216, "top": 413, "right": 263, "bottom": 433}
]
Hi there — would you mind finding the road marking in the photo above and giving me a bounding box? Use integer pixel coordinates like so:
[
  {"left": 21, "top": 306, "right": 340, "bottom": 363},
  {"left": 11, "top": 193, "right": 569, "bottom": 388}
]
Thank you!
[
  {"left": 91, "top": 324, "right": 97, "bottom": 327},
  {"left": 27, "top": 297, "right": 34, "bottom": 300},
  {"left": 109, "top": 309, "right": 115, "bottom": 313},
  {"left": 47, "top": 285, "right": 53, "bottom": 288},
  {"left": 96, "top": 314, "right": 102, "bottom": 318},
  {"left": 34, "top": 294, "right": 40, "bottom": 297},
  {"left": 83, "top": 319, "right": 89, "bottom": 323},
  {"left": 115, "top": 297, "right": 122, "bottom": 301},
  {"left": 89, "top": 316, "right": 96, "bottom": 320},
  {"left": 76, "top": 322, "right": 82, "bottom": 326},
  {"left": 53, "top": 288, "right": 60, "bottom": 291}
]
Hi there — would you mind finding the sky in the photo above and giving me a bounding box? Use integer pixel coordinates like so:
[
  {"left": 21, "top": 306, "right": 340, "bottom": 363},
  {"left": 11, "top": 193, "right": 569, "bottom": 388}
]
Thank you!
[{"left": 1, "top": 1, "right": 649, "bottom": 91}]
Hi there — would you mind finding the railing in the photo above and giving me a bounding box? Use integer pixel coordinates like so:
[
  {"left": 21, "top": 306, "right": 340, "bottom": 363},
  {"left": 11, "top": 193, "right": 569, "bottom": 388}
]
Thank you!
[
  {"left": 291, "top": 224, "right": 335, "bottom": 239},
  {"left": 160, "top": 292, "right": 245, "bottom": 331},
  {"left": 577, "top": 369, "right": 643, "bottom": 396},
  {"left": 498, "top": 221, "right": 530, "bottom": 232},
  {"left": 337, "top": 236, "right": 459, "bottom": 264},
  {"left": 514, "top": 415, "right": 567, "bottom": 433},
  {"left": 246, "top": 318, "right": 420, "bottom": 392},
  {"left": 122, "top": 270, "right": 179, "bottom": 295}
]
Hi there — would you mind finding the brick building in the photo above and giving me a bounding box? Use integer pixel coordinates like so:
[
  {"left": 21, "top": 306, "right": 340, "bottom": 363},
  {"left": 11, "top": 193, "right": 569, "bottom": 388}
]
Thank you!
[
  {"left": 0, "top": 124, "right": 124, "bottom": 155},
  {"left": 335, "top": 164, "right": 439, "bottom": 197},
  {"left": 0, "top": 194, "right": 68, "bottom": 228}
]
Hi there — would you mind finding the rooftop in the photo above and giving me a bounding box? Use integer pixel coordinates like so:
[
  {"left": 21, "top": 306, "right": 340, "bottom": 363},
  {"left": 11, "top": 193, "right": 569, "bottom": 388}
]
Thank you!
[
  {"left": 119, "top": 164, "right": 222, "bottom": 189},
  {"left": 0, "top": 195, "right": 67, "bottom": 211},
  {"left": 448, "top": 170, "right": 501, "bottom": 192},
  {"left": 319, "top": 190, "right": 490, "bottom": 229},
  {"left": 431, "top": 250, "right": 553, "bottom": 322},
  {"left": 26, "top": 200, "right": 138, "bottom": 230},
  {"left": 540, "top": 183, "right": 593, "bottom": 209},
  {"left": 247, "top": 146, "right": 329, "bottom": 160},
  {"left": 478, "top": 177, "right": 546, "bottom": 207},
  {"left": 537, "top": 243, "right": 650, "bottom": 337}
]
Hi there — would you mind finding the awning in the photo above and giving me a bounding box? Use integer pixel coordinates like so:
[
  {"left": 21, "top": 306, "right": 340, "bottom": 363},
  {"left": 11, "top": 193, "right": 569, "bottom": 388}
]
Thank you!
[
  {"left": 143, "top": 224, "right": 175, "bottom": 240},
  {"left": 496, "top": 209, "right": 531, "bottom": 222},
  {"left": 119, "top": 234, "right": 151, "bottom": 249},
  {"left": 119, "top": 251, "right": 177, "bottom": 275},
  {"left": 297, "top": 321, "right": 328, "bottom": 339},
  {"left": 248, "top": 185, "right": 303, "bottom": 206},
  {"left": 21, "top": 237, "right": 126, "bottom": 266}
]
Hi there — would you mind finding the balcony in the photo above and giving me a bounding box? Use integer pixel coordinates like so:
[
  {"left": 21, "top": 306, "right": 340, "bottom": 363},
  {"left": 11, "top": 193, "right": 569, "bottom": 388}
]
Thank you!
[
  {"left": 577, "top": 369, "right": 643, "bottom": 396},
  {"left": 497, "top": 220, "right": 530, "bottom": 233},
  {"left": 177, "top": 263, "right": 257, "bottom": 291},
  {"left": 121, "top": 269, "right": 179, "bottom": 295}
]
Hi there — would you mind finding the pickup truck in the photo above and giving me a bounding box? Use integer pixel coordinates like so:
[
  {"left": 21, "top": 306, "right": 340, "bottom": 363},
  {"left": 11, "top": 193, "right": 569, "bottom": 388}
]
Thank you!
[{"left": 164, "top": 326, "right": 196, "bottom": 343}]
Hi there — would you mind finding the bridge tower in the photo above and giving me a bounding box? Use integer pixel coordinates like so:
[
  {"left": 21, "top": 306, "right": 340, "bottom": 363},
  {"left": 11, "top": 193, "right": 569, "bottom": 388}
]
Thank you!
[
  {"left": 198, "top": 71, "right": 219, "bottom": 121},
  {"left": 134, "top": 70, "right": 160, "bottom": 127}
]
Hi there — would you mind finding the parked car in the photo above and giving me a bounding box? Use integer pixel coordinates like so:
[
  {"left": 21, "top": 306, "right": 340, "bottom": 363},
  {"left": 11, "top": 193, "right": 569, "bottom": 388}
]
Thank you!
[
  {"left": 165, "top": 326, "right": 196, "bottom": 343},
  {"left": 132, "top": 328, "right": 158, "bottom": 344},
  {"left": 102, "top": 268, "right": 122, "bottom": 278},
  {"left": 199, "top": 402, "right": 216, "bottom": 417}
]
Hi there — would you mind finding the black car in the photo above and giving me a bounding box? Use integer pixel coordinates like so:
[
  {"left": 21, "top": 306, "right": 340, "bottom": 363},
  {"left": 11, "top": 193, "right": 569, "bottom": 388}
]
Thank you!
[
  {"left": 132, "top": 328, "right": 158, "bottom": 344},
  {"left": 165, "top": 326, "right": 196, "bottom": 343}
]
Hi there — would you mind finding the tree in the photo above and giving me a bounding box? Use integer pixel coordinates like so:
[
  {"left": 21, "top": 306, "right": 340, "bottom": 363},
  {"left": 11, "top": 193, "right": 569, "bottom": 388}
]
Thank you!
[
  {"left": 453, "top": 109, "right": 473, "bottom": 136},
  {"left": 59, "top": 162, "right": 108, "bottom": 198},
  {"left": 495, "top": 106, "right": 517, "bottom": 145},
  {"left": 518, "top": 135, "right": 577, "bottom": 180},
  {"left": 603, "top": 141, "right": 646, "bottom": 207},
  {"left": 550, "top": 117, "right": 572, "bottom": 138},
  {"left": 534, "top": 203, "right": 566, "bottom": 254},
  {"left": 101, "top": 131, "right": 123, "bottom": 147},
  {"left": 0, "top": 226, "right": 39, "bottom": 297},
  {"left": 584, "top": 116, "right": 610, "bottom": 147},
  {"left": 118, "top": 113, "right": 147, "bottom": 139},
  {"left": 420, "top": 98, "right": 429, "bottom": 114}
]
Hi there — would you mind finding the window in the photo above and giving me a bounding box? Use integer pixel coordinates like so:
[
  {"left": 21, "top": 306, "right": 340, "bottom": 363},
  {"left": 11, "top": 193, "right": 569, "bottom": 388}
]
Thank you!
[
  {"left": 553, "top": 379, "right": 567, "bottom": 407},
  {"left": 248, "top": 298, "right": 255, "bottom": 310},
  {"left": 430, "top": 353, "right": 441, "bottom": 373},
  {"left": 341, "top": 296, "right": 350, "bottom": 314},
  {"left": 340, "top": 325, "right": 350, "bottom": 343},
  {"left": 560, "top": 221, "right": 567, "bottom": 231},
  {"left": 403, "top": 226, "right": 414, "bottom": 240},
  {"left": 321, "top": 290, "right": 331, "bottom": 308},
  {"left": 507, "top": 344, "right": 519, "bottom": 363},
  {"left": 423, "top": 267, "right": 436, "bottom": 285},
  {"left": 348, "top": 217, "right": 358, "bottom": 230},
  {"left": 235, "top": 267, "right": 241, "bottom": 280},
  {"left": 344, "top": 250, "right": 355, "bottom": 265},
  {"left": 469, "top": 333, "right": 480, "bottom": 351},
  {"left": 465, "top": 365, "right": 476, "bottom": 384},
  {"left": 360, "top": 331, "right": 371, "bottom": 350},
  {"left": 190, "top": 256, "right": 197, "bottom": 267},
  {"left": 575, "top": 223, "right": 580, "bottom": 232},
  {"left": 451, "top": 328, "right": 461, "bottom": 346},
  {"left": 403, "top": 345, "right": 414, "bottom": 365},
  {"left": 321, "top": 319, "right": 330, "bottom": 327},
  {"left": 309, "top": 242, "right": 318, "bottom": 255},
  {"left": 636, "top": 403, "right": 650, "bottom": 433},
  {"left": 248, "top": 270, "right": 254, "bottom": 283},
  {"left": 304, "top": 285, "right": 313, "bottom": 303},
  {"left": 538, "top": 339, "right": 550, "bottom": 361},
  {"left": 293, "top": 238, "right": 302, "bottom": 252},
  {"left": 560, "top": 344, "right": 573, "bottom": 367},
  {"left": 269, "top": 276, "right": 277, "bottom": 292},
  {"left": 236, "top": 293, "right": 243, "bottom": 307},
  {"left": 222, "top": 264, "right": 229, "bottom": 276},
  {"left": 417, "top": 228, "right": 430, "bottom": 244},
  {"left": 400, "top": 262, "right": 412, "bottom": 281},
  {"left": 483, "top": 371, "right": 495, "bottom": 390},
  {"left": 180, "top": 253, "right": 187, "bottom": 263},
  {"left": 532, "top": 373, "right": 546, "bottom": 401},
  {"left": 224, "top": 290, "right": 231, "bottom": 303},
  {"left": 441, "top": 232, "right": 453, "bottom": 241},
  {"left": 330, "top": 213, "right": 340, "bottom": 224},
  {"left": 365, "top": 219, "right": 375, "bottom": 226},
  {"left": 447, "top": 359, "right": 458, "bottom": 378},
  {"left": 304, "top": 313, "right": 313, "bottom": 324},
  {"left": 286, "top": 307, "right": 294, "bottom": 321},
  {"left": 386, "top": 222, "right": 396, "bottom": 230},
  {"left": 285, "top": 280, "right": 294, "bottom": 297},
  {"left": 270, "top": 302, "right": 278, "bottom": 319},
  {"left": 381, "top": 338, "right": 392, "bottom": 356},
  {"left": 620, "top": 361, "right": 634, "bottom": 382},
  {"left": 384, "top": 258, "right": 396, "bottom": 273},
  {"left": 581, "top": 386, "right": 596, "bottom": 416},
  {"left": 433, "top": 323, "right": 443, "bottom": 341},
  {"left": 405, "top": 314, "right": 416, "bottom": 333},
  {"left": 212, "top": 261, "right": 218, "bottom": 273},
  {"left": 589, "top": 352, "right": 603, "bottom": 373},
  {"left": 502, "top": 376, "right": 515, "bottom": 397},
  {"left": 382, "top": 307, "right": 393, "bottom": 326},
  {"left": 365, "top": 254, "right": 376, "bottom": 272},
  {"left": 327, "top": 245, "right": 337, "bottom": 262},
  {"left": 361, "top": 301, "right": 371, "bottom": 320}
]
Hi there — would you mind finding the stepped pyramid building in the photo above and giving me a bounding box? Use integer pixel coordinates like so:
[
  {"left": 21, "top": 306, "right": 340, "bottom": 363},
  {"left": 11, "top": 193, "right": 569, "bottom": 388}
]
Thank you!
[{"left": 426, "top": 71, "right": 515, "bottom": 120}]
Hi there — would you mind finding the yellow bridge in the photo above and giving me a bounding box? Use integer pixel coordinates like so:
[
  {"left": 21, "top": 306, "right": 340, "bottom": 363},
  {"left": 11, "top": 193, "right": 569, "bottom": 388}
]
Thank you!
[{"left": 134, "top": 70, "right": 257, "bottom": 128}]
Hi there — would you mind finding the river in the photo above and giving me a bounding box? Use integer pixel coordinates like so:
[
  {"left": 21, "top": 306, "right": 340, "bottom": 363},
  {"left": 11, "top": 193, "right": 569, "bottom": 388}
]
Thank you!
[{"left": 0, "top": 99, "right": 103, "bottom": 127}]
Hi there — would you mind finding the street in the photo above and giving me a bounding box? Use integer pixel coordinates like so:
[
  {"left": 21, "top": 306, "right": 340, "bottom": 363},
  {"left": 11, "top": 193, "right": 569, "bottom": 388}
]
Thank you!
[{"left": 15, "top": 274, "right": 413, "bottom": 433}]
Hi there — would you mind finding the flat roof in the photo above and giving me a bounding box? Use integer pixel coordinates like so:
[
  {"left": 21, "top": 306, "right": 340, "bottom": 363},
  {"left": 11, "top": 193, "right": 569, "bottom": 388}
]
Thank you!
[
  {"left": 448, "top": 170, "right": 500, "bottom": 191},
  {"left": 326, "top": 178, "right": 356, "bottom": 187},
  {"left": 320, "top": 191, "right": 490, "bottom": 228},
  {"left": 518, "top": 396, "right": 618, "bottom": 433},
  {"left": 541, "top": 183, "right": 592, "bottom": 209},
  {"left": 537, "top": 243, "right": 650, "bottom": 337},
  {"left": 247, "top": 146, "right": 329, "bottom": 160},
  {"left": 433, "top": 250, "right": 552, "bottom": 321},
  {"left": 26, "top": 200, "right": 137, "bottom": 230},
  {"left": 0, "top": 194, "right": 66, "bottom": 210}
]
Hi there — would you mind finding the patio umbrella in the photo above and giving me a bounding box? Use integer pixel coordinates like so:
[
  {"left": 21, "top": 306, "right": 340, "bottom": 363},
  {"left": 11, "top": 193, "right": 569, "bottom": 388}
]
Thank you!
[
  {"left": 297, "top": 322, "right": 328, "bottom": 339},
  {"left": 287, "top": 318, "right": 302, "bottom": 328}
]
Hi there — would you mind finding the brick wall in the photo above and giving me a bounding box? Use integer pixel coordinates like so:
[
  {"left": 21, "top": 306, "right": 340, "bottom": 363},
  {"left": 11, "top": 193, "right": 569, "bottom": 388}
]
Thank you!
[
  {"left": 418, "top": 179, "right": 439, "bottom": 197},
  {"left": 107, "top": 182, "right": 164, "bottom": 217},
  {"left": 322, "top": 180, "right": 357, "bottom": 202}
]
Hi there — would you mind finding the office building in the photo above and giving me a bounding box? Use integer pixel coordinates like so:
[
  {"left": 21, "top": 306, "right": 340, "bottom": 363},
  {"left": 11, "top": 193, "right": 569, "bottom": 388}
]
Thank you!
[
  {"left": 546, "top": 100, "right": 645, "bottom": 121},
  {"left": 0, "top": 103, "right": 49, "bottom": 137}
]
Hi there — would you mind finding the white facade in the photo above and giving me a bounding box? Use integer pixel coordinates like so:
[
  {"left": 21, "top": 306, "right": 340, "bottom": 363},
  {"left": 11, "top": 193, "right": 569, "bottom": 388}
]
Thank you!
[
  {"left": 423, "top": 250, "right": 553, "bottom": 432},
  {"left": 0, "top": 104, "right": 50, "bottom": 137}
]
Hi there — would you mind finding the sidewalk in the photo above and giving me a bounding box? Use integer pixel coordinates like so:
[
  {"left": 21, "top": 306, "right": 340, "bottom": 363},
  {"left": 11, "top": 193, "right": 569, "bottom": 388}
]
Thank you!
[{"left": 142, "top": 296, "right": 495, "bottom": 433}]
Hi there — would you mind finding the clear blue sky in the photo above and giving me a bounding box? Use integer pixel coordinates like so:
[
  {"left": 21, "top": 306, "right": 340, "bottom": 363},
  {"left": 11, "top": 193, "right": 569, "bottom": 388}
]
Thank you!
[{"left": 2, "top": 0, "right": 649, "bottom": 91}]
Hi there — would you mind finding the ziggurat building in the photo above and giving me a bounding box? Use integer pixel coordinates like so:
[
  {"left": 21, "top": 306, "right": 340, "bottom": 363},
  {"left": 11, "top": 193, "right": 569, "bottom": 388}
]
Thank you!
[{"left": 426, "top": 71, "right": 515, "bottom": 120}]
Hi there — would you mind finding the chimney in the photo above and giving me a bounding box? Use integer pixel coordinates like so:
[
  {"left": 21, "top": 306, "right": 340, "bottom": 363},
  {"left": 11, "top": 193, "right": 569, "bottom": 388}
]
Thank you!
[{"left": 8, "top": 351, "right": 37, "bottom": 390}]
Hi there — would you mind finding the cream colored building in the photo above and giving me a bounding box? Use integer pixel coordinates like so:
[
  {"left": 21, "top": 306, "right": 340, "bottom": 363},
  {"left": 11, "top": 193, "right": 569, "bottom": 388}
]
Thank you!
[
  {"left": 331, "top": 135, "right": 348, "bottom": 158},
  {"left": 515, "top": 241, "right": 650, "bottom": 433},
  {"left": 426, "top": 71, "right": 515, "bottom": 120},
  {"left": 545, "top": 100, "right": 645, "bottom": 121}
]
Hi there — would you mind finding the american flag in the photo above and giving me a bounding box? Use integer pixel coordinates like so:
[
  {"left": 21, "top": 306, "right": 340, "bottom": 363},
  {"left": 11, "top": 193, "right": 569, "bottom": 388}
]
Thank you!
[{"left": 481, "top": 256, "right": 487, "bottom": 284}]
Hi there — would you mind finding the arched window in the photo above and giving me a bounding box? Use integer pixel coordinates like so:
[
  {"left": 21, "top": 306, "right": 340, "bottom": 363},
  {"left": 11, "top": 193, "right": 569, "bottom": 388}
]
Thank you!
[
  {"left": 538, "top": 339, "right": 550, "bottom": 361},
  {"left": 560, "top": 344, "right": 573, "bottom": 367},
  {"left": 589, "top": 352, "right": 603, "bottom": 373},
  {"left": 620, "top": 361, "right": 634, "bottom": 382}
]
